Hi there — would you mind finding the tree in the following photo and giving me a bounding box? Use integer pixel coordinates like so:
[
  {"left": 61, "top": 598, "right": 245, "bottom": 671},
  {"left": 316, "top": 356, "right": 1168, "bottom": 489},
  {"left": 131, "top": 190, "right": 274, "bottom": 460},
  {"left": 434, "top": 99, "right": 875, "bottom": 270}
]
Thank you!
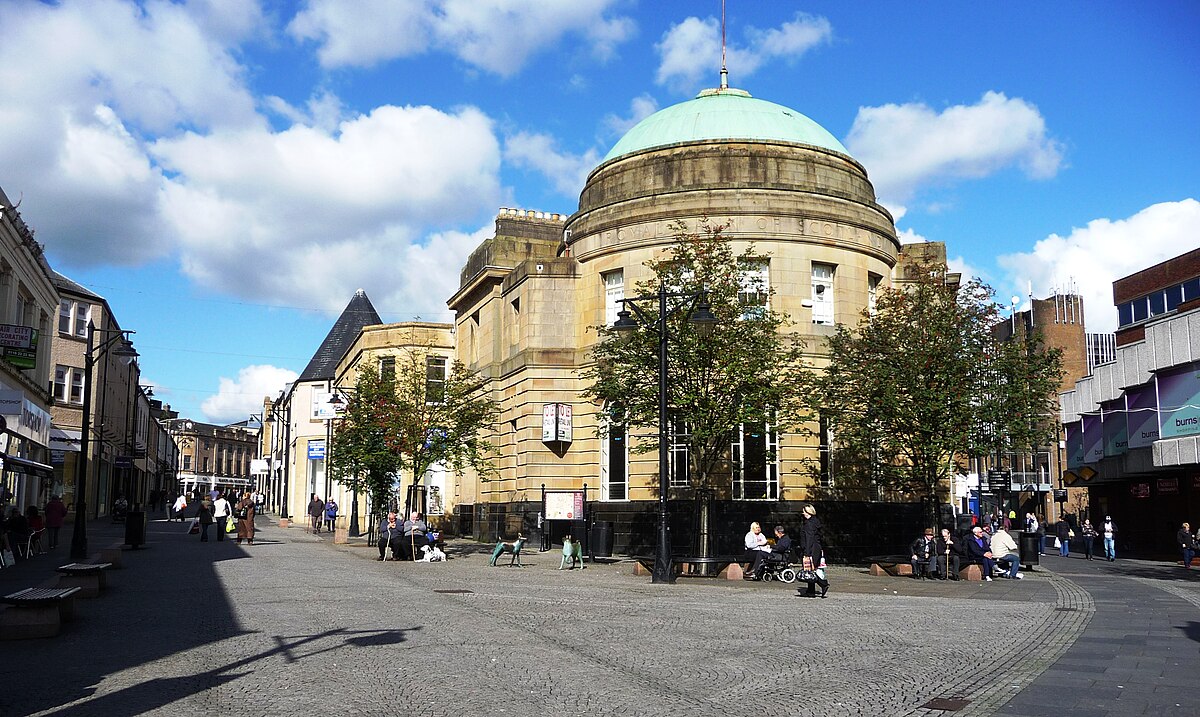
[
  {"left": 584, "top": 221, "right": 813, "bottom": 553},
  {"left": 817, "top": 258, "right": 1064, "bottom": 526},
  {"left": 328, "top": 349, "right": 498, "bottom": 521}
]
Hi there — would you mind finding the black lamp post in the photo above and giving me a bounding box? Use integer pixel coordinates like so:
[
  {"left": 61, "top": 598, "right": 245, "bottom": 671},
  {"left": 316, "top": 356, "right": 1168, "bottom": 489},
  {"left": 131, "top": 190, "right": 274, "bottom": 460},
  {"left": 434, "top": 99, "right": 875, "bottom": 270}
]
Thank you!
[
  {"left": 71, "top": 323, "right": 138, "bottom": 560},
  {"left": 613, "top": 284, "right": 717, "bottom": 584}
]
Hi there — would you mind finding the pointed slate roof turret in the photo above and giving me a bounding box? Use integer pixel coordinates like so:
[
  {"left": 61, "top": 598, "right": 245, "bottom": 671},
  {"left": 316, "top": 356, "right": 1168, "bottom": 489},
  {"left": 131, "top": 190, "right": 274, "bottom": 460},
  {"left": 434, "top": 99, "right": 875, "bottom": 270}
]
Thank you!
[{"left": 297, "top": 289, "right": 383, "bottom": 382}]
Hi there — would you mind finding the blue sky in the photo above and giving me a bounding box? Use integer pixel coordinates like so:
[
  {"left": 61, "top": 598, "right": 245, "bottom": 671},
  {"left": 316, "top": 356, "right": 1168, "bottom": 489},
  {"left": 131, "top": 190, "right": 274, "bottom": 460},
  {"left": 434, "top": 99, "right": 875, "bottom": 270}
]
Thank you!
[{"left": 2, "top": 1, "right": 1197, "bottom": 424}]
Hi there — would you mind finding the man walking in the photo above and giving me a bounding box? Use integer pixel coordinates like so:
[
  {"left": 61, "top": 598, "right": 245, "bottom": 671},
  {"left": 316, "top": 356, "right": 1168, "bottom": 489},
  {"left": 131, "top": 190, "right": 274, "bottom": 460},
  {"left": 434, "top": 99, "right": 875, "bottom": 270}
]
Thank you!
[
  {"left": 1177, "top": 522, "right": 1194, "bottom": 568},
  {"left": 1102, "top": 516, "right": 1117, "bottom": 561},
  {"left": 308, "top": 494, "right": 324, "bottom": 534}
]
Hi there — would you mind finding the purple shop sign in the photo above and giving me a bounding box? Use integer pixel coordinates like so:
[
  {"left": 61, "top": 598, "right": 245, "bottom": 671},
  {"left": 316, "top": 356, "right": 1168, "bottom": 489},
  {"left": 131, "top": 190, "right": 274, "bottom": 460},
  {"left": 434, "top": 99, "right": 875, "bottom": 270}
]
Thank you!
[
  {"left": 1101, "top": 398, "right": 1128, "bottom": 457},
  {"left": 1125, "top": 383, "right": 1159, "bottom": 449},
  {"left": 1081, "top": 413, "right": 1103, "bottom": 463},
  {"left": 1158, "top": 363, "right": 1200, "bottom": 440}
]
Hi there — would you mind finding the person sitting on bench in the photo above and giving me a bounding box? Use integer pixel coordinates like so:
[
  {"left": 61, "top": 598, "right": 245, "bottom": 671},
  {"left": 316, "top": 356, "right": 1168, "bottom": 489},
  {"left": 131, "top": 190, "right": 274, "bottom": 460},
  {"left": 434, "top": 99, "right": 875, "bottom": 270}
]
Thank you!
[
  {"left": 965, "top": 526, "right": 996, "bottom": 582},
  {"left": 933, "top": 527, "right": 962, "bottom": 580},
  {"left": 910, "top": 528, "right": 936, "bottom": 579},
  {"left": 988, "top": 527, "right": 1023, "bottom": 579},
  {"left": 376, "top": 512, "right": 402, "bottom": 561}
]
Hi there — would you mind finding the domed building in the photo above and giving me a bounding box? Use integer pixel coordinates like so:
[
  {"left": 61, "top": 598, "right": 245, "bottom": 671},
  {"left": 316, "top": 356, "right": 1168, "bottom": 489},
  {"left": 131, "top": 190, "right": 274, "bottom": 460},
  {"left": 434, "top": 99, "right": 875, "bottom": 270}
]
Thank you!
[{"left": 446, "top": 80, "right": 937, "bottom": 557}]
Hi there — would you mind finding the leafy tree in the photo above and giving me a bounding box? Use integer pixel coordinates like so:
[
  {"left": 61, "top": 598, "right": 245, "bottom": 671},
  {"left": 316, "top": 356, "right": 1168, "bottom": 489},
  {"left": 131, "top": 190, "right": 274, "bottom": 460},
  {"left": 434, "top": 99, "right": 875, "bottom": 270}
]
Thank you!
[
  {"left": 817, "top": 258, "right": 1063, "bottom": 526},
  {"left": 584, "top": 221, "right": 813, "bottom": 552},
  {"left": 329, "top": 348, "right": 498, "bottom": 522}
]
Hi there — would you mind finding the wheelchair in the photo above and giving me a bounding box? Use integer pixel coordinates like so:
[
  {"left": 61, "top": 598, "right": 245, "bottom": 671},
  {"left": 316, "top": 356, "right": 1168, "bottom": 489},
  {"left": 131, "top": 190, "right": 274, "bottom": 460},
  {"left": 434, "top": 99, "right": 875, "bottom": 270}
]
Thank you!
[{"left": 756, "top": 550, "right": 798, "bottom": 583}]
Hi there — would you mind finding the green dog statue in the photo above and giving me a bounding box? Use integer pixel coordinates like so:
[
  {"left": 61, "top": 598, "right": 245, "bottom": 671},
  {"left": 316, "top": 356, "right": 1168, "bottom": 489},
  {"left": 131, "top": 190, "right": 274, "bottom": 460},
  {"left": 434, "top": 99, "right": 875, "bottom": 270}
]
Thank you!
[
  {"left": 490, "top": 535, "right": 526, "bottom": 566},
  {"left": 559, "top": 535, "right": 584, "bottom": 570}
]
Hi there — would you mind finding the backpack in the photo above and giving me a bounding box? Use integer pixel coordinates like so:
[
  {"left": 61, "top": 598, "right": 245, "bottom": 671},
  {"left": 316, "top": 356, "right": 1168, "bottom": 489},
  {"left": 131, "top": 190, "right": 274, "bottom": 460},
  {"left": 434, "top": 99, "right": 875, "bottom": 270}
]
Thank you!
[{"left": 235, "top": 505, "right": 249, "bottom": 520}]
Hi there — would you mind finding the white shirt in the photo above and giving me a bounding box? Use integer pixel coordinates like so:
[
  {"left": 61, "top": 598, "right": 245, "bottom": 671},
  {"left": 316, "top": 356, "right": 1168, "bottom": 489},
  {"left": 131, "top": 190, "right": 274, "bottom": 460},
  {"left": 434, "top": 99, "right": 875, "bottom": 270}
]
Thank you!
[
  {"left": 744, "top": 530, "right": 770, "bottom": 552},
  {"left": 172, "top": 496, "right": 187, "bottom": 511},
  {"left": 1103, "top": 521, "right": 1115, "bottom": 538},
  {"left": 213, "top": 498, "right": 231, "bottom": 518}
]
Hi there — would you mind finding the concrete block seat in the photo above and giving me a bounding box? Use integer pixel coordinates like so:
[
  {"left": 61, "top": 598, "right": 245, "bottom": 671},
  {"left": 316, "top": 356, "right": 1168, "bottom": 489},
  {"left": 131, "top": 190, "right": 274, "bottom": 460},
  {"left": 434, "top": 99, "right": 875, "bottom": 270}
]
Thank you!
[
  {"left": 868, "top": 555, "right": 982, "bottom": 581},
  {"left": 55, "top": 562, "right": 113, "bottom": 598},
  {"left": 0, "top": 586, "right": 81, "bottom": 639}
]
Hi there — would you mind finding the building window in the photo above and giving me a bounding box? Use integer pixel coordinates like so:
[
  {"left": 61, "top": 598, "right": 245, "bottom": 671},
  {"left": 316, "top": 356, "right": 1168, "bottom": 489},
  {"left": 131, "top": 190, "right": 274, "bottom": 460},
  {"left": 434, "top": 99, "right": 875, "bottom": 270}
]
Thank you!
[
  {"left": 426, "top": 356, "right": 447, "bottom": 403},
  {"left": 183, "top": 454, "right": 192, "bottom": 471},
  {"left": 811, "top": 263, "right": 835, "bottom": 325},
  {"left": 867, "top": 274, "right": 881, "bottom": 315},
  {"left": 600, "top": 421, "right": 627, "bottom": 501},
  {"left": 203, "top": 457, "right": 210, "bottom": 473},
  {"left": 738, "top": 259, "right": 769, "bottom": 316},
  {"left": 603, "top": 269, "right": 624, "bottom": 327},
  {"left": 379, "top": 355, "right": 395, "bottom": 380},
  {"left": 818, "top": 414, "right": 833, "bottom": 488},
  {"left": 53, "top": 365, "right": 68, "bottom": 401},
  {"left": 669, "top": 414, "right": 690, "bottom": 488},
  {"left": 732, "top": 421, "right": 779, "bottom": 500},
  {"left": 58, "top": 301, "right": 72, "bottom": 335},
  {"left": 69, "top": 368, "right": 84, "bottom": 404}
]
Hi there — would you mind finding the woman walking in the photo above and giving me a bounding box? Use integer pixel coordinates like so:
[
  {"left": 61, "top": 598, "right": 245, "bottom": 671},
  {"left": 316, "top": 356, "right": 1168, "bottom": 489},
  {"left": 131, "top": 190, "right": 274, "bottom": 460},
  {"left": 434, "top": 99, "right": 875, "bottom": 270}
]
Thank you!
[
  {"left": 235, "top": 492, "right": 256, "bottom": 545},
  {"left": 1081, "top": 519, "right": 1098, "bottom": 560},
  {"left": 797, "top": 504, "right": 829, "bottom": 598},
  {"left": 1056, "top": 520, "right": 1072, "bottom": 557},
  {"left": 197, "top": 495, "right": 214, "bottom": 542}
]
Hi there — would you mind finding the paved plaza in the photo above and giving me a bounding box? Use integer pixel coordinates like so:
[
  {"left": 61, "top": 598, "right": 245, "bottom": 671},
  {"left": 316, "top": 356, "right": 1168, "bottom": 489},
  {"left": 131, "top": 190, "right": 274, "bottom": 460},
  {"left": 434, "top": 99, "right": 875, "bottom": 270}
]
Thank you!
[{"left": 1, "top": 516, "right": 1198, "bottom": 717}]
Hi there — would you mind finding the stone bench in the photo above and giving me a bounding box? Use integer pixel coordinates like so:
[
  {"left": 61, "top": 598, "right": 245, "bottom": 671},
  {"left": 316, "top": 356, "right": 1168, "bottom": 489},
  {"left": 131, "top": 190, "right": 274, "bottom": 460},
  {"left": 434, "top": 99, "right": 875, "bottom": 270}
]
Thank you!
[
  {"left": 0, "top": 587, "right": 81, "bottom": 639},
  {"left": 869, "top": 556, "right": 982, "bottom": 581},
  {"left": 632, "top": 556, "right": 747, "bottom": 580},
  {"left": 55, "top": 562, "right": 113, "bottom": 598}
]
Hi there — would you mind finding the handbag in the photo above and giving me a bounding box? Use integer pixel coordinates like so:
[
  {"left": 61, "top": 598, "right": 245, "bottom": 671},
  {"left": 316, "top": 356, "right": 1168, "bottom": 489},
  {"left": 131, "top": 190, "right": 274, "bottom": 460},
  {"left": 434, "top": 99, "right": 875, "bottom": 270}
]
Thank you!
[
  {"left": 0, "top": 548, "right": 14, "bottom": 567},
  {"left": 1068, "top": 529, "right": 1075, "bottom": 538},
  {"left": 1053, "top": 537, "right": 1061, "bottom": 548},
  {"left": 226, "top": 515, "right": 237, "bottom": 533}
]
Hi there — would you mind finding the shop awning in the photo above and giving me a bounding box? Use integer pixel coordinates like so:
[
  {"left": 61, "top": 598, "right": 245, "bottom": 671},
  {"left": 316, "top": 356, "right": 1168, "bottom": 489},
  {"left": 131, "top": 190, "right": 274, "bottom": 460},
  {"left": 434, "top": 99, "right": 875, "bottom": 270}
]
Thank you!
[
  {"left": 1, "top": 453, "right": 54, "bottom": 479},
  {"left": 50, "top": 427, "right": 81, "bottom": 452}
]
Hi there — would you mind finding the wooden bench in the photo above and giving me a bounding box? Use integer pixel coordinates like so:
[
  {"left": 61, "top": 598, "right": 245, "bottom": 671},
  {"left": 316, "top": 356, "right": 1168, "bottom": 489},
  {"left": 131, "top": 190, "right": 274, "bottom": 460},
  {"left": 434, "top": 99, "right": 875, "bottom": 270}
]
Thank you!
[
  {"left": 0, "top": 587, "right": 81, "bottom": 639},
  {"left": 55, "top": 562, "right": 113, "bottom": 598}
]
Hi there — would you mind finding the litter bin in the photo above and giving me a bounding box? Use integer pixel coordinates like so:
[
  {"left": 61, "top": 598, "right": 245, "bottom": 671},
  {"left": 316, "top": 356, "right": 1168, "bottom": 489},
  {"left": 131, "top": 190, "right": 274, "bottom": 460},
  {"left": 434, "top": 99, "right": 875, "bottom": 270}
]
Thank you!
[
  {"left": 124, "top": 510, "right": 147, "bottom": 548},
  {"left": 1018, "top": 531, "right": 1040, "bottom": 568},
  {"left": 589, "top": 521, "right": 615, "bottom": 558}
]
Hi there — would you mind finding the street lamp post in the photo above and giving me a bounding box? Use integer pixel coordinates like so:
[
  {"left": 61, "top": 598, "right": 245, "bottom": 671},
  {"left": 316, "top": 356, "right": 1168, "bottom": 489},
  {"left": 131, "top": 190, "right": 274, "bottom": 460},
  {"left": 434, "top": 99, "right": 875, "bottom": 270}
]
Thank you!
[
  {"left": 326, "top": 390, "right": 361, "bottom": 537},
  {"left": 71, "top": 323, "right": 138, "bottom": 561},
  {"left": 613, "top": 284, "right": 717, "bottom": 584}
]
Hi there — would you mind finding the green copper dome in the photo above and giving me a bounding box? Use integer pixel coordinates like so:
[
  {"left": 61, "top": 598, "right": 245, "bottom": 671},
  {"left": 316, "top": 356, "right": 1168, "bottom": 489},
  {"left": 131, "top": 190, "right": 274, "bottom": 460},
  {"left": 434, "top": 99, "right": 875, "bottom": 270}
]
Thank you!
[{"left": 602, "top": 88, "right": 849, "bottom": 163}]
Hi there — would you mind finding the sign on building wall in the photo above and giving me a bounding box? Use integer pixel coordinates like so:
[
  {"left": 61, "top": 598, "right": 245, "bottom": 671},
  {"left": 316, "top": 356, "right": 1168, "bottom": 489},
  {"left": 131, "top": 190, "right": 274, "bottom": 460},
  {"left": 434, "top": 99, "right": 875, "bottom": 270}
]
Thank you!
[
  {"left": 1101, "top": 398, "right": 1128, "bottom": 457},
  {"left": 311, "top": 391, "right": 338, "bottom": 421},
  {"left": 1157, "top": 363, "right": 1200, "bottom": 440},
  {"left": 1126, "top": 383, "right": 1159, "bottom": 448},
  {"left": 544, "top": 490, "right": 584, "bottom": 521},
  {"left": 1081, "top": 413, "right": 1103, "bottom": 463},
  {"left": 541, "top": 403, "right": 573, "bottom": 443},
  {"left": 1065, "top": 421, "right": 1083, "bottom": 470},
  {"left": 307, "top": 440, "right": 326, "bottom": 460},
  {"left": 0, "top": 329, "right": 38, "bottom": 370},
  {"left": 0, "top": 389, "right": 51, "bottom": 446},
  {"left": 0, "top": 324, "right": 33, "bottom": 348}
]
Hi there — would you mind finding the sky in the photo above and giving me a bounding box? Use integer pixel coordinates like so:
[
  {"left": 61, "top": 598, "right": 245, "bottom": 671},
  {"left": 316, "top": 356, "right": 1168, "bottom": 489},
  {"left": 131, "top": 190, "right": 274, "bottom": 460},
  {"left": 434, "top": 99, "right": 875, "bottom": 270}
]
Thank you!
[{"left": 1, "top": 0, "right": 1197, "bottom": 425}]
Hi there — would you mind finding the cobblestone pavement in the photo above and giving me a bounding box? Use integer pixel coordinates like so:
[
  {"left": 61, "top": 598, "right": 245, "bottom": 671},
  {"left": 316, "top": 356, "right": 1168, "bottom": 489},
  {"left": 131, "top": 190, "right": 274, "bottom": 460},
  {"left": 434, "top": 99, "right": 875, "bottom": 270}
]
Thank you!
[
  {"left": 994, "top": 554, "right": 1200, "bottom": 717},
  {"left": 0, "top": 517, "right": 1148, "bottom": 717}
]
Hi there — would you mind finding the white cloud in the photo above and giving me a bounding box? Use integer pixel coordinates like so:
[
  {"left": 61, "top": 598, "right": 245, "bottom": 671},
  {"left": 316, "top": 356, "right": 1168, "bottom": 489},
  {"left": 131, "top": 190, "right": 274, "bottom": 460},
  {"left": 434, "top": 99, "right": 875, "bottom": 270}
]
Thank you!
[
  {"left": 656, "top": 13, "right": 831, "bottom": 92},
  {"left": 287, "top": 0, "right": 635, "bottom": 76},
  {"left": 846, "top": 91, "right": 1064, "bottom": 208},
  {"left": 603, "top": 94, "right": 659, "bottom": 136},
  {"left": 202, "top": 365, "right": 299, "bottom": 424},
  {"left": 997, "top": 199, "right": 1200, "bottom": 333},
  {"left": 504, "top": 132, "right": 599, "bottom": 198},
  {"left": 0, "top": 0, "right": 262, "bottom": 266},
  {"left": 153, "top": 103, "right": 503, "bottom": 311}
]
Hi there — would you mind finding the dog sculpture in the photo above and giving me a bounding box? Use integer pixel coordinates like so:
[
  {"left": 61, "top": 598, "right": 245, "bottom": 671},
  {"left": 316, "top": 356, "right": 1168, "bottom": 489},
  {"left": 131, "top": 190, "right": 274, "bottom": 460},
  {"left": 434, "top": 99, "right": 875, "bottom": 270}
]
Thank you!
[
  {"left": 420, "top": 544, "right": 447, "bottom": 562},
  {"left": 489, "top": 535, "right": 526, "bottom": 566},
  {"left": 559, "top": 535, "right": 584, "bottom": 570}
]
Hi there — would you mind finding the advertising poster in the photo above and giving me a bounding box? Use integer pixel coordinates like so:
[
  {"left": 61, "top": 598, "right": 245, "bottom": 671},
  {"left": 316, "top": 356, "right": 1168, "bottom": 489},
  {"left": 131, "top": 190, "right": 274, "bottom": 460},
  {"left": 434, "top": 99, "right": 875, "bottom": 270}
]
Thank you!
[
  {"left": 1101, "top": 398, "right": 1128, "bottom": 457},
  {"left": 1065, "top": 422, "right": 1083, "bottom": 470},
  {"left": 1125, "top": 383, "right": 1159, "bottom": 449},
  {"left": 1081, "top": 413, "right": 1103, "bottom": 463},
  {"left": 542, "top": 404, "right": 556, "bottom": 442},
  {"left": 1157, "top": 363, "right": 1200, "bottom": 439}
]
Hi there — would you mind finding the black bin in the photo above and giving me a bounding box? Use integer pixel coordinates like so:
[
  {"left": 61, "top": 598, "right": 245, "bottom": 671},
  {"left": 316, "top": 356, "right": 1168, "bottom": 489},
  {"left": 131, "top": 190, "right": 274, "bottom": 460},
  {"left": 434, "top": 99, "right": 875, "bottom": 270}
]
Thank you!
[
  {"left": 589, "top": 521, "right": 615, "bottom": 558},
  {"left": 1018, "top": 531, "right": 1040, "bottom": 568},
  {"left": 124, "top": 510, "right": 147, "bottom": 548}
]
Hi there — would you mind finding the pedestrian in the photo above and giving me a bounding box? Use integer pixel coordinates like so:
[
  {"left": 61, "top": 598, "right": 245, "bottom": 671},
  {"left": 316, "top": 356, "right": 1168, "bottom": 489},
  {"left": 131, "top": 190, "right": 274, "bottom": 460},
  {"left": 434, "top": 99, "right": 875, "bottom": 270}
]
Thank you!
[
  {"left": 796, "top": 504, "right": 829, "bottom": 598},
  {"left": 172, "top": 493, "right": 188, "bottom": 522},
  {"left": 254, "top": 490, "right": 265, "bottom": 516},
  {"left": 235, "top": 492, "right": 256, "bottom": 546},
  {"left": 324, "top": 498, "right": 338, "bottom": 533},
  {"left": 44, "top": 495, "right": 67, "bottom": 550},
  {"left": 1056, "top": 519, "right": 1072, "bottom": 557},
  {"left": 197, "top": 495, "right": 214, "bottom": 542},
  {"left": 1102, "top": 515, "right": 1117, "bottom": 561},
  {"left": 308, "top": 494, "right": 324, "bottom": 534},
  {"left": 1081, "top": 519, "right": 1098, "bottom": 560},
  {"left": 1177, "top": 522, "right": 1194, "bottom": 569},
  {"left": 212, "top": 491, "right": 232, "bottom": 542}
]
